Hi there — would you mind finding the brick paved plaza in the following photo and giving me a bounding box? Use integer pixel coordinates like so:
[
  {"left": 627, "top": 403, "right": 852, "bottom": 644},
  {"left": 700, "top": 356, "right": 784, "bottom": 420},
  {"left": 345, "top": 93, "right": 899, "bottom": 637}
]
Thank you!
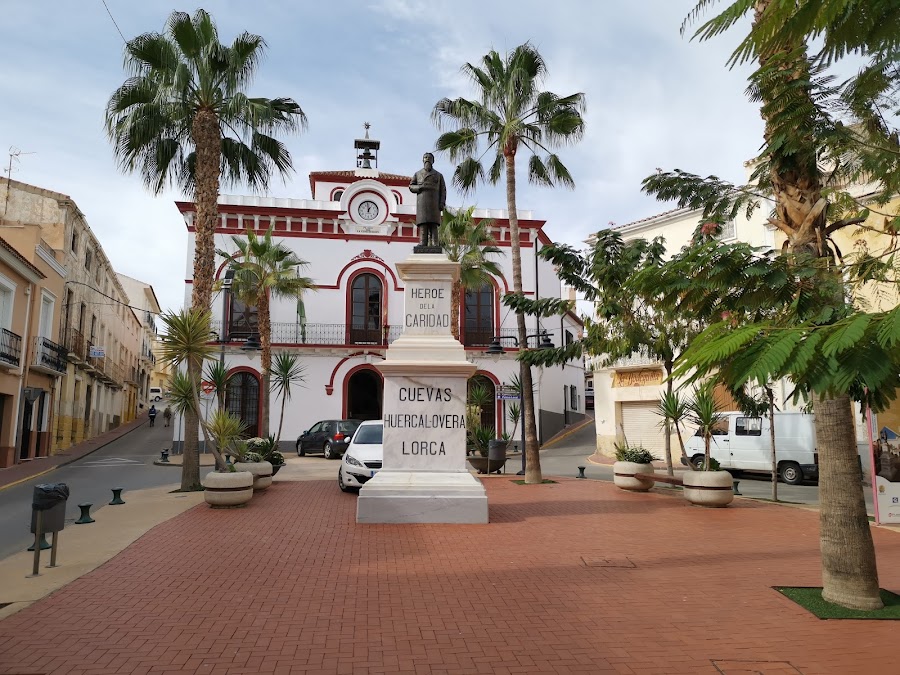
[{"left": 1, "top": 478, "right": 898, "bottom": 674}]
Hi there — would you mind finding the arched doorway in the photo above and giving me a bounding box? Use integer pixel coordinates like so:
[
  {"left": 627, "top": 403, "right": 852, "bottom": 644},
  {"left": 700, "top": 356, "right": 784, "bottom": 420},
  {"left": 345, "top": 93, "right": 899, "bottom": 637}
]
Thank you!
[
  {"left": 346, "top": 368, "right": 382, "bottom": 421},
  {"left": 226, "top": 371, "right": 260, "bottom": 437}
]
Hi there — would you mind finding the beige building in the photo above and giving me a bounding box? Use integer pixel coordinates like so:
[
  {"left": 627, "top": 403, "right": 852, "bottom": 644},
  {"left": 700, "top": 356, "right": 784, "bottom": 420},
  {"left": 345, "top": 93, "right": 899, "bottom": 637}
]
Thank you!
[
  {"left": 117, "top": 274, "right": 162, "bottom": 410},
  {"left": 0, "top": 178, "right": 142, "bottom": 457}
]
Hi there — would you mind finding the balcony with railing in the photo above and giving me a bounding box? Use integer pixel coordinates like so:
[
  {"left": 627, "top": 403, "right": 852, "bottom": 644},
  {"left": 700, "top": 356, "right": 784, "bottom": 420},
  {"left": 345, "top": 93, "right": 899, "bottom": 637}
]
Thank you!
[
  {"left": 31, "top": 336, "right": 67, "bottom": 375},
  {"left": 209, "top": 321, "right": 519, "bottom": 349},
  {"left": 0, "top": 328, "right": 22, "bottom": 369},
  {"left": 64, "top": 327, "right": 87, "bottom": 362}
]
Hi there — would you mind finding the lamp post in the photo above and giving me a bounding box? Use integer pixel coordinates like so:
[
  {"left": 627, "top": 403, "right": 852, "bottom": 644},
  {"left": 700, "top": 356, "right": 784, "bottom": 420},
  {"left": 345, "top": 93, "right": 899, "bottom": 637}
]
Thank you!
[{"left": 486, "top": 331, "right": 554, "bottom": 475}]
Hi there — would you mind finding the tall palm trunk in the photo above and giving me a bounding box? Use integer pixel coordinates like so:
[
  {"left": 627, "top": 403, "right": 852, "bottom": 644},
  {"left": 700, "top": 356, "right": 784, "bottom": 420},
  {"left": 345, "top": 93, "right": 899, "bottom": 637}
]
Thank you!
[
  {"left": 259, "top": 290, "right": 271, "bottom": 437},
  {"left": 753, "top": 0, "right": 881, "bottom": 609},
  {"left": 663, "top": 361, "right": 675, "bottom": 476},
  {"left": 451, "top": 279, "right": 461, "bottom": 341},
  {"left": 505, "top": 151, "right": 541, "bottom": 483},
  {"left": 181, "top": 108, "right": 221, "bottom": 491}
]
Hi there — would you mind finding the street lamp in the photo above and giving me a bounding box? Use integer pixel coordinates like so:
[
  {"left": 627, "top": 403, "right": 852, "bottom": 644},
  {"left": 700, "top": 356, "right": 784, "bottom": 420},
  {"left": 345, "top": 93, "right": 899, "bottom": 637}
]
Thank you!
[
  {"left": 485, "top": 331, "right": 554, "bottom": 475},
  {"left": 241, "top": 331, "right": 261, "bottom": 354}
]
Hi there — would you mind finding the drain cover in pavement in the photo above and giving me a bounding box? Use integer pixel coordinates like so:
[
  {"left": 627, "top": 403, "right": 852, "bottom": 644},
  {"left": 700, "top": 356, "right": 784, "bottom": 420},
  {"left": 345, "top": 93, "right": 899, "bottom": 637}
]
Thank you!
[
  {"left": 581, "top": 556, "right": 635, "bottom": 568},
  {"left": 713, "top": 660, "right": 804, "bottom": 674}
]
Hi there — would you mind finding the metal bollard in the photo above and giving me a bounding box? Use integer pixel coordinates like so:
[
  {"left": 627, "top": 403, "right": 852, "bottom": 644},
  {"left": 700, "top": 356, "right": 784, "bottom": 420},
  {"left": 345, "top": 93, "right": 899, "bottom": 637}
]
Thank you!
[
  {"left": 28, "top": 532, "right": 51, "bottom": 551},
  {"left": 74, "top": 503, "right": 95, "bottom": 524},
  {"left": 109, "top": 488, "right": 125, "bottom": 505},
  {"left": 28, "top": 511, "right": 44, "bottom": 576},
  {"left": 577, "top": 466, "right": 586, "bottom": 479},
  {"left": 733, "top": 479, "right": 742, "bottom": 495},
  {"left": 159, "top": 450, "right": 169, "bottom": 463}
]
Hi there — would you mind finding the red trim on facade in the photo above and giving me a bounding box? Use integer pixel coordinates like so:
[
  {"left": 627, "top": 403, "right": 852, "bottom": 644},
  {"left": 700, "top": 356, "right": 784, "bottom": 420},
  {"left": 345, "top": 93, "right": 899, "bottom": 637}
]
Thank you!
[
  {"left": 309, "top": 171, "right": 412, "bottom": 195},
  {"left": 391, "top": 190, "right": 402, "bottom": 205},
  {"left": 472, "top": 370, "right": 502, "bottom": 430},
  {"left": 341, "top": 364, "right": 385, "bottom": 419},
  {"left": 319, "top": 256, "right": 403, "bottom": 292},
  {"left": 565, "top": 309, "right": 585, "bottom": 328},
  {"left": 329, "top": 186, "right": 346, "bottom": 201},
  {"left": 324, "top": 352, "right": 381, "bottom": 395}
]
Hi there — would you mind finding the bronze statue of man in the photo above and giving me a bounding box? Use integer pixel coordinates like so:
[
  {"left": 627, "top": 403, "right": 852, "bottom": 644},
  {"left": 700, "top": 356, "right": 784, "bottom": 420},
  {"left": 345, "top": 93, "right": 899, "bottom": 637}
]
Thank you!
[{"left": 410, "top": 152, "right": 447, "bottom": 253}]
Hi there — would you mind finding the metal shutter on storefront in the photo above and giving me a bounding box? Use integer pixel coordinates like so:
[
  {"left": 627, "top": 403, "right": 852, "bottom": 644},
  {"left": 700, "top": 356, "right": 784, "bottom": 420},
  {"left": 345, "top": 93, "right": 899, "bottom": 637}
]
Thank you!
[{"left": 620, "top": 401, "right": 666, "bottom": 454}]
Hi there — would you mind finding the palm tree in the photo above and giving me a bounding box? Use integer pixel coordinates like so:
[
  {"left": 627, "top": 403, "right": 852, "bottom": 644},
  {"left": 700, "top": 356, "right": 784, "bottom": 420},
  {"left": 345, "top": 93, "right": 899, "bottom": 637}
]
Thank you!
[
  {"left": 641, "top": 0, "right": 896, "bottom": 610},
  {"left": 204, "top": 360, "right": 232, "bottom": 411},
  {"left": 105, "top": 9, "right": 307, "bottom": 492},
  {"left": 685, "top": 384, "right": 726, "bottom": 471},
  {"left": 269, "top": 351, "right": 307, "bottom": 447},
  {"left": 654, "top": 390, "right": 691, "bottom": 469},
  {"left": 218, "top": 227, "right": 314, "bottom": 437},
  {"left": 439, "top": 206, "right": 503, "bottom": 341},
  {"left": 432, "top": 43, "right": 586, "bottom": 484}
]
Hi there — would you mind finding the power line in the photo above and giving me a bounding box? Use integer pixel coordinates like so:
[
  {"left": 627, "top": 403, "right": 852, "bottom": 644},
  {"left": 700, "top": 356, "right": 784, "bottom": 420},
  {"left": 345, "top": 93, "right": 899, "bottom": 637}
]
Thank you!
[{"left": 101, "top": 0, "right": 126, "bottom": 42}]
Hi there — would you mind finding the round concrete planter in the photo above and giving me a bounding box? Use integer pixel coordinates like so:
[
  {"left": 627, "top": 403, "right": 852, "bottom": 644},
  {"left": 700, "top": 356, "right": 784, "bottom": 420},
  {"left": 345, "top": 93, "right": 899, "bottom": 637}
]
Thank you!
[
  {"left": 613, "top": 461, "right": 655, "bottom": 491},
  {"left": 683, "top": 470, "right": 734, "bottom": 507},
  {"left": 234, "top": 461, "right": 273, "bottom": 491},
  {"left": 202, "top": 470, "right": 254, "bottom": 508}
]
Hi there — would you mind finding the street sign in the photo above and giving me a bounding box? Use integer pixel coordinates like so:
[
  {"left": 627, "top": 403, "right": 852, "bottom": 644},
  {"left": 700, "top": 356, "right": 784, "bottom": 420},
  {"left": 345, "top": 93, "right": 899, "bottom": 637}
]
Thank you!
[
  {"left": 88, "top": 346, "right": 105, "bottom": 358},
  {"left": 200, "top": 381, "right": 216, "bottom": 395},
  {"left": 497, "top": 385, "right": 519, "bottom": 400},
  {"left": 497, "top": 394, "right": 520, "bottom": 400}
]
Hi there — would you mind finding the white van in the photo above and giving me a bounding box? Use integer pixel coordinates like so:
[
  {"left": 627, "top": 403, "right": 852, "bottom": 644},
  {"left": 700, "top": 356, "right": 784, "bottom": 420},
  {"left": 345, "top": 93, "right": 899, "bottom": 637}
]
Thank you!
[
  {"left": 683, "top": 412, "right": 817, "bottom": 485},
  {"left": 149, "top": 387, "right": 163, "bottom": 402}
]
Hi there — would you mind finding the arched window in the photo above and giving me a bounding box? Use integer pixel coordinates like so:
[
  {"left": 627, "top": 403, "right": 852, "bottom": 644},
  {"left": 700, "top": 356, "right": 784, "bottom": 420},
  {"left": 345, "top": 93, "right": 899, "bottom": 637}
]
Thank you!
[
  {"left": 225, "top": 371, "right": 260, "bottom": 438},
  {"left": 463, "top": 283, "right": 494, "bottom": 347},
  {"left": 349, "top": 273, "right": 383, "bottom": 344},
  {"left": 226, "top": 290, "right": 258, "bottom": 341}
]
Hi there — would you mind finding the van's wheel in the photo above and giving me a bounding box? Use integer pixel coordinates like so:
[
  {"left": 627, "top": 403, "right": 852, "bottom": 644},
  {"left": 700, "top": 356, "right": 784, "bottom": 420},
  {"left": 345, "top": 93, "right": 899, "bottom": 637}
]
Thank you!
[
  {"left": 690, "top": 455, "right": 706, "bottom": 470},
  {"left": 779, "top": 461, "right": 803, "bottom": 485}
]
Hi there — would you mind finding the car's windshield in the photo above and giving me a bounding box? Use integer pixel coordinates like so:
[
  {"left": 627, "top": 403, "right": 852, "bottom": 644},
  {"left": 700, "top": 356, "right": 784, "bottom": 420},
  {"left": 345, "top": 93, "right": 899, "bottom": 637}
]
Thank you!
[{"left": 353, "top": 424, "right": 383, "bottom": 444}]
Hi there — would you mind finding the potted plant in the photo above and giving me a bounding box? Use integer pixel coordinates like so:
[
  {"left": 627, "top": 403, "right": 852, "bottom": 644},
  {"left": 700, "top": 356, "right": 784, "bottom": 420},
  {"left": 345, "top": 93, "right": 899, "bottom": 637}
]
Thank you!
[
  {"left": 682, "top": 383, "right": 734, "bottom": 507},
  {"left": 247, "top": 436, "right": 285, "bottom": 476},
  {"left": 612, "top": 443, "right": 659, "bottom": 491},
  {"left": 230, "top": 438, "right": 274, "bottom": 491}
]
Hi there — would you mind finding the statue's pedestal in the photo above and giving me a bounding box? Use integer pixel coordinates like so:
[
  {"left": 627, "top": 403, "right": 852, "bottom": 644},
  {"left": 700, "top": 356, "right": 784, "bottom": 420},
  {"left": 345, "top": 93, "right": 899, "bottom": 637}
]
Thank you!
[{"left": 356, "top": 254, "right": 487, "bottom": 524}]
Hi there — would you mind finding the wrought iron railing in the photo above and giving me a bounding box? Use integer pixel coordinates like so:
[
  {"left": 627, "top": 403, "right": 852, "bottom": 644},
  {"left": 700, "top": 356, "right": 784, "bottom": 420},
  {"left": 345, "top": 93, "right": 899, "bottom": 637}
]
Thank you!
[
  {"left": 33, "top": 336, "right": 67, "bottom": 374},
  {"left": 462, "top": 327, "right": 518, "bottom": 348},
  {"left": 0, "top": 328, "right": 22, "bottom": 367},
  {"left": 64, "top": 327, "right": 87, "bottom": 361},
  {"left": 209, "top": 321, "right": 520, "bottom": 348}
]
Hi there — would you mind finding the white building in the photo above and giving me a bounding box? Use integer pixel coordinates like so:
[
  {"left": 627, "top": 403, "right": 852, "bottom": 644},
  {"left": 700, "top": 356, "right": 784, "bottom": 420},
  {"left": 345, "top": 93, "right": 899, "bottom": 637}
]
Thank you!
[{"left": 174, "top": 136, "right": 585, "bottom": 450}]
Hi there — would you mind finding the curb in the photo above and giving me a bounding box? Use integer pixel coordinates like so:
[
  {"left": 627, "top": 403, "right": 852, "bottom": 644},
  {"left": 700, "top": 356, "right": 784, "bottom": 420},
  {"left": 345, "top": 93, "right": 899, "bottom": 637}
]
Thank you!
[{"left": 540, "top": 416, "right": 596, "bottom": 450}]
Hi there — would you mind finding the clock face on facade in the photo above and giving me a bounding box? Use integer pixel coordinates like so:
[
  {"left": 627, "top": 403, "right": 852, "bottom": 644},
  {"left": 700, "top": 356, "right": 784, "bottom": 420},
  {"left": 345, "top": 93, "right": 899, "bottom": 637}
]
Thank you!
[{"left": 357, "top": 200, "right": 379, "bottom": 221}]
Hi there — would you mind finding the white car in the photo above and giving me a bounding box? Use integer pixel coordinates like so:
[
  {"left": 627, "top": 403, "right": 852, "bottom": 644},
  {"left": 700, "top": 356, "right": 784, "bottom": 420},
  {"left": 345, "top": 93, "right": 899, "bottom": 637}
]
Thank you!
[{"left": 338, "top": 420, "right": 383, "bottom": 492}]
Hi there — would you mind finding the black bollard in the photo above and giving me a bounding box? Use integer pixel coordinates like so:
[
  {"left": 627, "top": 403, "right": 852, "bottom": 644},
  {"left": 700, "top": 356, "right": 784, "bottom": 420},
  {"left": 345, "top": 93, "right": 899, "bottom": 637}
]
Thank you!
[
  {"left": 733, "top": 479, "right": 742, "bottom": 496},
  {"left": 160, "top": 450, "right": 169, "bottom": 463},
  {"left": 577, "top": 466, "right": 586, "bottom": 479},
  {"left": 109, "top": 488, "right": 125, "bottom": 505},
  {"left": 27, "top": 532, "right": 51, "bottom": 551},
  {"left": 74, "top": 503, "right": 95, "bottom": 524}
]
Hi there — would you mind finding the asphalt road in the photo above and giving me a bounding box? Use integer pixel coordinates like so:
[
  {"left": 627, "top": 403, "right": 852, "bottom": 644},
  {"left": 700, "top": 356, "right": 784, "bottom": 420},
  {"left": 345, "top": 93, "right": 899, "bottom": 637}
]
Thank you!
[
  {"left": 0, "top": 413, "right": 214, "bottom": 561},
  {"left": 537, "top": 416, "right": 876, "bottom": 514}
]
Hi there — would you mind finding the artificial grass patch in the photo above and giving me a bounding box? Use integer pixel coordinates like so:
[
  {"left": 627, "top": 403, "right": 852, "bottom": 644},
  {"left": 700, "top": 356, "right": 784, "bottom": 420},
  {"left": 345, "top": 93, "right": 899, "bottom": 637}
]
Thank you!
[
  {"left": 775, "top": 587, "right": 900, "bottom": 619},
  {"left": 511, "top": 479, "right": 558, "bottom": 485}
]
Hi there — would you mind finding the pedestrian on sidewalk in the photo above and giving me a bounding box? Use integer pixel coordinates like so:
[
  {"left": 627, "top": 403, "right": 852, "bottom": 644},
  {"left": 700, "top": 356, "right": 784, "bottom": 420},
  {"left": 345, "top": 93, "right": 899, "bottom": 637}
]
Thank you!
[
  {"left": 163, "top": 405, "right": 172, "bottom": 427},
  {"left": 148, "top": 405, "right": 157, "bottom": 427}
]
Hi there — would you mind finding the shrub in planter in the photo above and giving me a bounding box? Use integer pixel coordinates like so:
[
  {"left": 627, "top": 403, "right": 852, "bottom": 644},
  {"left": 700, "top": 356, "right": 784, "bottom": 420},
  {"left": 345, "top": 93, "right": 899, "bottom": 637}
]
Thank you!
[
  {"left": 247, "top": 436, "right": 285, "bottom": 475},
  {"left": 683, "top": 384, "right": 734, "bottom": 507},
  {"left": 232, "top": 441, "right": 273, "bottom": 491},
  {"left": 613, "top": 443, "right": 659, "bottom": 492}
]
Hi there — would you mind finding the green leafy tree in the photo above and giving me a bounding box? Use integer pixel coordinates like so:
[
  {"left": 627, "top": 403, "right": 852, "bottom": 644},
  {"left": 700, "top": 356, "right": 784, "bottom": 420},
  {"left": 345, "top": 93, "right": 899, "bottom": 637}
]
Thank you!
[
  {"left": 105, "top": 9, "right": 307, "bottom": 491},
  {"left": 432, "top": 42, "right": 585, "bottom": 483},
  {"left": 269, "top": 351, "right": 307, "bottom": 447},
  {"left": 439, "top": 206, "right": 503, "bottom": 341},
  {"left": 631, "top": 0, "right": 900, "bottom": 611},
  {"left": 218, "top": 227, "right": 315, "bottom": 437}
]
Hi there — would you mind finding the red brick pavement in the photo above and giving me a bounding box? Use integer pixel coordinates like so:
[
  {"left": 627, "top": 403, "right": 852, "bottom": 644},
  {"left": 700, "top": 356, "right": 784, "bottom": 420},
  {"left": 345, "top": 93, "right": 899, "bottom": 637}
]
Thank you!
[{"left": 1, "top": 478, "right": 899, "bottom": 674}]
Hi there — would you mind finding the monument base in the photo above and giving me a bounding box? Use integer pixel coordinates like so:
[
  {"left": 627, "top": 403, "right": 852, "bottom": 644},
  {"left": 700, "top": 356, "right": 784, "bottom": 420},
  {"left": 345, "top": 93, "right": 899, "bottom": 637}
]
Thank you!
[{"left": 356, "top": 470, "right": 488, "bottom": 524}]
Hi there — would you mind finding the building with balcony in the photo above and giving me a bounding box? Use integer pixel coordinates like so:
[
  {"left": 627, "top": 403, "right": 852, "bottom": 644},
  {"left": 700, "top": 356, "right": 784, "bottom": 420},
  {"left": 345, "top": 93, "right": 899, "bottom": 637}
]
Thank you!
[
  {"left": 0, "top": 178, "right": 140, "bottom": 454},
  {"left": 0, "top": 180, "right": 70, "bottom": 466},
  {"left": 117, "top": 274, "right": 162, "bottom": 411},
  {"left": 175, "top": 135, "right": 585, "bottom": 449}
]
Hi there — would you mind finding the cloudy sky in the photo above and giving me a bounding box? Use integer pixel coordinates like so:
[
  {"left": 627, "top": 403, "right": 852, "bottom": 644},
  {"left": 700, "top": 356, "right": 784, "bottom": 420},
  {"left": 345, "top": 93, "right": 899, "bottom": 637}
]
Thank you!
[{"left": 0, "top": 1, "right": 762, "bottom": 312}]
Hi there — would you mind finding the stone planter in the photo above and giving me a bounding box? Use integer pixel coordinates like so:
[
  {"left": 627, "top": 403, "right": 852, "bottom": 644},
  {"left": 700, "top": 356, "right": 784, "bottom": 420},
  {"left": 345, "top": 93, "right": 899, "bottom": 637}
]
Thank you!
[
  {"left": 613, "top": 461, "right": 655, "bottom": 491},
  {"left": 233, "top": 460, "right": 273, "bottom": 491},
  {"left": 271, "top": 463, "right": 284, "bottom": 476},
  {"left": 683, "top": 470, "right": 734, "bottom": 507},
  {"left": 467, "top": 456, "right": 508, "bottom": 474},
  {"left": 202, "top": 470, "right": 254, "bottom": 508}
]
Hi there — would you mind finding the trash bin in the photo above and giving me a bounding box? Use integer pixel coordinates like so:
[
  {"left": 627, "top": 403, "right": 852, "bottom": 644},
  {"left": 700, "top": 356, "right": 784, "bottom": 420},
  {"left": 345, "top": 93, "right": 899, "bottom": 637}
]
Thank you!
[{"left": 31, "top": 483, "right": 69, "bottom": 534}]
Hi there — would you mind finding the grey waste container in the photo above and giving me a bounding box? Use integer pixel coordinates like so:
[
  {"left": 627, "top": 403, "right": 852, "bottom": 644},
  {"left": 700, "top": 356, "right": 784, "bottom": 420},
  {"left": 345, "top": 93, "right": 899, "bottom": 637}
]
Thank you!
[{"left": 31, "top": 483, "right": 70, "bottom": 534}]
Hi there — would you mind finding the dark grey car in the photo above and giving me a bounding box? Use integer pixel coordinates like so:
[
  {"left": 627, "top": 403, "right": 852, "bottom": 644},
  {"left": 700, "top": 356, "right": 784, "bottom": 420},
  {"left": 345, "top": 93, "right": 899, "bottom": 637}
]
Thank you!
[{"left": 296, "top": 419, "right": 362, "bottom": 459}]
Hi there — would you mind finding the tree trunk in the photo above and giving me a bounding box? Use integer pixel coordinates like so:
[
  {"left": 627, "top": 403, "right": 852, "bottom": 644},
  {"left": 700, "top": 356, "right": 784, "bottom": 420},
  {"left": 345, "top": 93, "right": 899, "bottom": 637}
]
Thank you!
[
  {"left": 768, "top": 387, "right": 778, "bottom": 502},
  {"left": 505, "top": 151, "right": 542, "bottom": 484},
  {"left": 259, "top": 290, "right": 271, "bottom": 438},
  {"left": 182, "top": 108, "right": 221, "bottom": 490},
  {"left": 664, "top": 364, "right": 674, "bottom": 476},
  {"left": 816, "top": 394, "right": 882, "bottom": 609},
  {"left": 451, "top": 278, "right": 461, "bottom": 341}
]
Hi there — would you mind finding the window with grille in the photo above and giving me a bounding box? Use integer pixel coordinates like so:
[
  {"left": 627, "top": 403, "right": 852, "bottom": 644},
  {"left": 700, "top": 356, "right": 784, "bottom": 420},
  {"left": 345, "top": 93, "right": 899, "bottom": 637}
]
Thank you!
[{"left": 463, "top": 283, "right": 494, "bottom": 347}]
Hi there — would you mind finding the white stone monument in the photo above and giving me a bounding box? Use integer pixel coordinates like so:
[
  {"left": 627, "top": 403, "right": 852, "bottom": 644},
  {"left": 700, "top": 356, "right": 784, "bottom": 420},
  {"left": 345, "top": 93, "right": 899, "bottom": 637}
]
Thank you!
[{"left": 356, "top": 253, "right": 488, "bottom": 524}]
